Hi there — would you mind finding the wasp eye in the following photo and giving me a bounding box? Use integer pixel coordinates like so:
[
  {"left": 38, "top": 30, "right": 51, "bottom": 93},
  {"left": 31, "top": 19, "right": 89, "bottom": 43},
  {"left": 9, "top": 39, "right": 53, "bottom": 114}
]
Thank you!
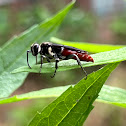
[{"left": 31, "top": 43, "right": 40, "bottom": 56}]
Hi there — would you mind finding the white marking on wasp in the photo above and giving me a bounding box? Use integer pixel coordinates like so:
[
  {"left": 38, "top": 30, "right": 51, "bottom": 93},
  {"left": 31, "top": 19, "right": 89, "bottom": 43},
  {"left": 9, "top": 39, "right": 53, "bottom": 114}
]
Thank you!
[
  {"left": 31, "top": 43, "right": 41, "bottom": 53},
  {"left": 35, "top": 44, "right": 41, "bottom": 53},
  {"left": 38, "top": 45, "right": 41, "bottom": 52},
  {"left": 48, "top": 47, "right": 55, "bottom": 56},
  {"left": 60, "top": 47, "right": 64, "bottom": 53},
  {"left": 55, "top": 57, "right": 59, "bottom": 61}
]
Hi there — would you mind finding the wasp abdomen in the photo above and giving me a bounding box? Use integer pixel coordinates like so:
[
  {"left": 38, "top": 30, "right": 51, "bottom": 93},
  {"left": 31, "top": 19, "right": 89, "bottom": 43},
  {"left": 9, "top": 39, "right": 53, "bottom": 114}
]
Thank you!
[
  {"left": 61, "top": 48, "right": 94, "bottom": 62},
  {"left": 77, "top": 53, "right": 94, "bottom": 62}
]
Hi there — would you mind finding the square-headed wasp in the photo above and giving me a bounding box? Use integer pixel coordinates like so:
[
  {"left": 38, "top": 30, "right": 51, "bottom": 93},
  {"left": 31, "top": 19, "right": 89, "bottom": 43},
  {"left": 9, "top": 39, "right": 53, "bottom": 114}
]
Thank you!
[{"left": 27, "top": 42, "right": 94, "bottom": 79}]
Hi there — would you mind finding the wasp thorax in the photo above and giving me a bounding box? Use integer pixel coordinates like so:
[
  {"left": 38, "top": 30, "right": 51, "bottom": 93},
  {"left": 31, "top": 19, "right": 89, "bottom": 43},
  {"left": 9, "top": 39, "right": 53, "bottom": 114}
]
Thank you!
[
  {"left": 31, "top": 43, "right": 41, "bottom": 56},
  {"left": 42, "top": 42, "right": 52, "bottom": 45}
]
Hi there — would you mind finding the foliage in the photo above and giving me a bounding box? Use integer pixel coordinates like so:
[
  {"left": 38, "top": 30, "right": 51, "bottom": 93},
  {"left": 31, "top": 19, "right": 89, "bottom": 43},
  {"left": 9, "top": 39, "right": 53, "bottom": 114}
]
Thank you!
[
  {"left": 111, "top": 16, "right": 126, "bottom": 35},
  {"left": 0, "top": 0, "right": 126, "bottom": 125},
  {"left": 58, "top": 8, "right": 96, "bottom": 41},
  {"left": 0, "top": 0, "right": 74, "bottom": 98},
  {"left": 0, "top": 1, "right": 96, "bottom": 46},
  {"left": 110, "top": 15, "right": 126, "bottom": 43},
  {"left": 28, "top": 63, "right": 119, "bottom": 126}
]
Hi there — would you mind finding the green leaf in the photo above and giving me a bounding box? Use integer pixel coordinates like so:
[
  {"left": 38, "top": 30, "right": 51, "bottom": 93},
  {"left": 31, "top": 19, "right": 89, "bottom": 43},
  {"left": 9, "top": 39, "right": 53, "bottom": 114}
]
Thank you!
[
  {"left": 0, "top": 85, "right": 70, "bottom": 104},
  {"left": 51, "top": 37, "right": 125, "bottom": 53},
  {"left": 97, "top": 85, "right": 126, "bottom": 107},
  {"left": 28, "top": 63, "right": 119, "bottom": 126},
  {"left": 1, "top": 83, "right": 126, "bottom": 108},
  {"left": 12, "top": 46, "right": 126, "bottom": 74},
  {"left": 0, "top": 0, "right": 75, "bottom": 97}
]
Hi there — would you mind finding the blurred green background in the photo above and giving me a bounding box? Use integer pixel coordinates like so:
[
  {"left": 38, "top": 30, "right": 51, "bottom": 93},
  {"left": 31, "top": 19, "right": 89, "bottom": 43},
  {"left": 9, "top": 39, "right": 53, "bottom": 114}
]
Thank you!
[{"left": 0, "top": 0, "right": 126, "bottom": 126}]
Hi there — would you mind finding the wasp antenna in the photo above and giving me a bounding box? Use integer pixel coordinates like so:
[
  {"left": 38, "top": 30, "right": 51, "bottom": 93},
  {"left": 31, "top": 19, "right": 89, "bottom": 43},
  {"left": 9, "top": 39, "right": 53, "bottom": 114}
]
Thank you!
[{"left": 27, "top": 50, "right": 32, "bottom": 69}]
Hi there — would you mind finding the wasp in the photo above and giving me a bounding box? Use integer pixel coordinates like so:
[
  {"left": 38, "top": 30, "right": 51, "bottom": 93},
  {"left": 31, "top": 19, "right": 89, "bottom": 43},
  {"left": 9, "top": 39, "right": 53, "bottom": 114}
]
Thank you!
[{"left": 27, "top": 42, "right": 94, "bottom": 78}]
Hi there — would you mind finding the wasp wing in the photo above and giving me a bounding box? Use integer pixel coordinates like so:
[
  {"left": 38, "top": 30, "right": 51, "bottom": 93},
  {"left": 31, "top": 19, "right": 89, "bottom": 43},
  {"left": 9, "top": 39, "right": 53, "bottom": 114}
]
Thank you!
[{"left": 52, "top": 43, "right": 87, "bottom": 53}]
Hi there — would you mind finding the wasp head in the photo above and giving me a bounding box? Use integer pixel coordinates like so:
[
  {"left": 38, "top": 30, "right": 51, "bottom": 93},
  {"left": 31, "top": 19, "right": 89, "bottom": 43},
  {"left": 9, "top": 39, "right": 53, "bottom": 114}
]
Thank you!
[{"left": 31, "top": 43, "right": 41, "bottom": 56}]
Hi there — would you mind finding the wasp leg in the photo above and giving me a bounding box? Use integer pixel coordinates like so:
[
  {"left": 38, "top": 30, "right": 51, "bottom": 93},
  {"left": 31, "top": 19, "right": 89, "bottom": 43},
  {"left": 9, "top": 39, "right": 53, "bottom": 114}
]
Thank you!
[
  {"left": 64, "top": 54, "right": 87, "bottom": 80},
  {"left": 46, "top": 58, "right": 50, "bottom": 63},
  {"left": 27, "top": 50, "right": 32, "bottom": 69},
  {"left": 45, "top": 56, "right": 51, "bottom": 63},
  {"left": 51, "top": 55, "right": 59, "bottom": 78},
  {"left": 36, "top": 55, "right": 37, "bottom": 64},
  {"left": 40, "top": 55, "right": 43, "bottom": 73},
  {"left": 42, "top": 55, "right": 51, "bottom": 63},
  {"left": 51, "top": 60, "right": 59, "bottom": 78}
]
